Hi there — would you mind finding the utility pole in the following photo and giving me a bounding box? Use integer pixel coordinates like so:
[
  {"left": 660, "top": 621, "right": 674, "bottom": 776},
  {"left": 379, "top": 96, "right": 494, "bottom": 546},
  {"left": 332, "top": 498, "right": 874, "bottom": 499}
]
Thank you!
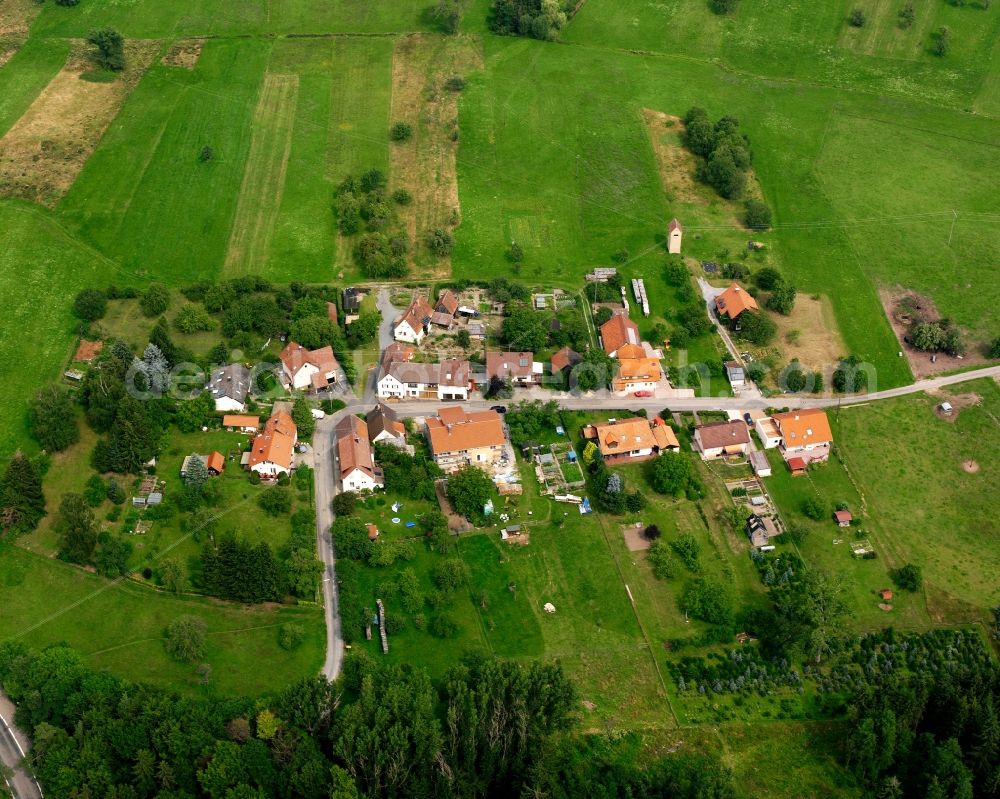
[{"left": 947, "top": 209, "right": 958, "bottom": 246}]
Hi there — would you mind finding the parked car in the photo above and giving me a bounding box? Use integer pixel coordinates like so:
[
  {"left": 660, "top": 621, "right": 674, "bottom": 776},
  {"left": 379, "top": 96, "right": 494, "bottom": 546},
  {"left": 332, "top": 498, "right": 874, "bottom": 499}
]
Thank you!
[
  {"left": 490, "top": 405, "right": 507, "bottom": 414},
  {"left": 743, "top": 412, "right": 753, "bottom": 426},
  {"left": 633, "top": 390, "right": 653, "bottom": 398},
  {"left": 311, "top": 408, "right": 326, "bottom": 420}
]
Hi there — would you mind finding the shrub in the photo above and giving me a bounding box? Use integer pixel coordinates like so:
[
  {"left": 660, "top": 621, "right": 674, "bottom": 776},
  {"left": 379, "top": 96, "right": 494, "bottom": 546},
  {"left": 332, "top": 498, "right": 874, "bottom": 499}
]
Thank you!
[
  {"left": 848, "top": 8, "right": 866, "bottom": 26},
  {"left": 744, "top": 200, "right": 772, "bottom": 230},
  {"left": 86, "top": 26, "right": 125, "bottom": 71},
  {"left": 735, "top": 310, "right": 776, "bottom": 346},
  {"left": 198, "top": 145, "right": 214, "bottom": 163},
  {"left": 932, "top": 25, "right": 951, "bottom": 57},
  {"left": 445, "top": 76, "right": 465, "bottom": 91},
  {"left": 390, "top": 121, "right": 413, "bottom": 141},
  {"left": 425, "top": 228, "right": 454, "bottom": 258},
  {"left": 73, "top": 288, "right": 107, "bottom": 321},
  {"left": 892, "top": 564, "right": 923, "bottom": 592},
  {"left": 392, "top": 188, "right": 412, "bottom": 205},
  {"left": 802, "top": 497, "right": 826, "bottom": 520},
  {"left": 359, "top": 168, "right": 386, "bottom": 193},
  {"left": 164, "top": 616, "right": 207, "bottom": 662},
  {"left": 899, "top": 1, "right": 915, "bottom": 28},
  {"left": 710, "top": 0, "right": 737, "bottom": 13},
  {"left": 332, "top": 491, "right": 357, "bottom": 516},
  {"left": 430, "top": 613, "right": 459, "bottom": 638},
  {"left": 140, "top": 283, "right": 171, "bottom": 317},
  {"left": 56, "top": 0, "right": 81, "bottom": 5},
  {"left": 670, "top": 533, "right": 702, "bottom": 572},
  {"left": 680, "top": 578, "right": 733, "bottom": 626},
  {"left": 278, "top": 623, "right": 305, "bottom": 650},
  {"left": 258, "top": 487, "right": 292, "bottom": 517},
  {"left": 173, "top": 303, "right": 215, "bottom": 333},
  {"left": 647, "top": 540, "right": 677, "bottom": 580}
]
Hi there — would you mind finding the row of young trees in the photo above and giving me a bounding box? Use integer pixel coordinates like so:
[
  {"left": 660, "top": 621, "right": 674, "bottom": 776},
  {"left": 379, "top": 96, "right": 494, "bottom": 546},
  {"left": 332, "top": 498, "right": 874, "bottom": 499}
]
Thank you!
[{"left": 0, "top": 642, "right": 738, "bottom": 799}]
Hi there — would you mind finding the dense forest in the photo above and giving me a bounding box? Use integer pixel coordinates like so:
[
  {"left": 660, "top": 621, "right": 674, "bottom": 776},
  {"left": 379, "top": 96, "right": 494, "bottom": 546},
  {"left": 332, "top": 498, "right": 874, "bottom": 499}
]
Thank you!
[{"left": 0, "top": 644, "right": 735, "bottom": 799}]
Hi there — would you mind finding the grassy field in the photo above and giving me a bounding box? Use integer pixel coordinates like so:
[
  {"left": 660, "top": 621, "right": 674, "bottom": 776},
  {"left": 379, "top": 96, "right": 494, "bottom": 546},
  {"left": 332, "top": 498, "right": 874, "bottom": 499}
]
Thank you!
[
  {"left": 0, "top": 542, "right": 324, "bottom": 696},
  {"left": 0, "top": 37, "right": 68, "bottom": 136},
  {"left": 831, "top": 379, "right": 1000, "bottom": 619},
  {"left": 29, "top": 0, "right": 435, "bottom": 38},
  {"left": 0, "top": 202, "right": 108, "bottom": 455},
  {"left": 59, "top": 38, "right": 271, "bottom": 283},
  {"left": 564, "top": 0, "right": 1000, "bottom": 107}
]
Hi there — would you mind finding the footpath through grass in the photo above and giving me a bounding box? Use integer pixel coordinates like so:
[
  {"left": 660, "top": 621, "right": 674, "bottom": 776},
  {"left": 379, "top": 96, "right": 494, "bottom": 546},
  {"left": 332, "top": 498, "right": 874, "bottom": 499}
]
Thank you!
[{"left": 0, "top": 542, "right": 324, "bottom": 697}]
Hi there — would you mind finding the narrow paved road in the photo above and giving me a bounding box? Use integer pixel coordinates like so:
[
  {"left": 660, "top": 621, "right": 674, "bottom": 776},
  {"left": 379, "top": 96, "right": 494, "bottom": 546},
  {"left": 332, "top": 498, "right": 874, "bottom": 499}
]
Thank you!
[
  {"left": 0, "top": 692, "right": 42, "bottom": 799},
  {"left": 311, "top": 412, "right": 346, "bottom": 681},
  {"left": 384, "top": 364, "right": 1000, "bottom": 418}
]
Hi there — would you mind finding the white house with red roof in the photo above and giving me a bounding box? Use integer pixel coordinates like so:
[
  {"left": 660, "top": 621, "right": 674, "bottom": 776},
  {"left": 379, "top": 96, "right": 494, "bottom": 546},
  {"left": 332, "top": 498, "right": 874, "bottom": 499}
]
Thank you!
[{"left": 279, "top": 341, "right": 341, "bottom": 392}]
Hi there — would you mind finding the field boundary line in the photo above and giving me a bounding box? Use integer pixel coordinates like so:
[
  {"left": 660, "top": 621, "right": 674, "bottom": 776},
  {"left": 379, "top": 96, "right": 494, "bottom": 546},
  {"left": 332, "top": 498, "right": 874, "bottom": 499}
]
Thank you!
[{"left": 591, "top": 511, "right": 679, "bottom": 727}]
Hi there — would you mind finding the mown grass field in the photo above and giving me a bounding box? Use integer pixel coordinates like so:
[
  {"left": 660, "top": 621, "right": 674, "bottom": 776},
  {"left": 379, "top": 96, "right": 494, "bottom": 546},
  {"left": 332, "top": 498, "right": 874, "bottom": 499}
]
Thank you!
[
  {"left": 0, "top": 542, "right": 324, "bottom": 697},
  {"left": 832, "top": 379, "right": 1000, "bottom": 618}
]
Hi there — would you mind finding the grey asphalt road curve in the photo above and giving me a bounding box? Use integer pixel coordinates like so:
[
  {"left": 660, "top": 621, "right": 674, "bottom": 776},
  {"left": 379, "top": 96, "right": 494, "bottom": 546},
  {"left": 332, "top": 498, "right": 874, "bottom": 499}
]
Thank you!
[{"left": 0, "top": 691, "right": 42, "bottom": 799}]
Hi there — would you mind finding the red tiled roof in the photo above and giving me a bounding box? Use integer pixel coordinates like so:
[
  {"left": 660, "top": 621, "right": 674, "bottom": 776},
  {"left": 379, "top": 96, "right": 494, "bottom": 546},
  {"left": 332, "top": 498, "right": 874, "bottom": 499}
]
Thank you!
[
  {"left": 600, "top": 313, "right": 640, "bottom": 356},
  {"left": 206, "top": 451, "right": 225, "bottom": 474},
  {"left": 249, "top": 411, "right": 296, "bottom": 469},
  {"left": 336, "top": 415, "right": 377, "bottom": 480},
  {"left": 396, "top": 295, "right": 434, "bottom": 335},
  {"left": 436, "top": 289, "right": 459, "bottom": 316},
  {"left": 223, "top": 414, "right": 260, "bottom": 429},
  {"left": 280, "top": 341, "right": 339, "bottom": 378},
  {"left": 695, "top": 420, "right": 751, "bottom": 450},
  {"left": 551, "top": 346, "right": 581, "bottom": 372},
  {"left": 486, "top": 351, "right": 535, "bottom": 380},
  {"left": 426, "top": 408, "right": 505, "bottom": 454},
  {"left": 772, "top": 409, "right": 833, "bottom": 447},
  {"left": 715, "top": 283, "right": 758, "bottom": 319}
]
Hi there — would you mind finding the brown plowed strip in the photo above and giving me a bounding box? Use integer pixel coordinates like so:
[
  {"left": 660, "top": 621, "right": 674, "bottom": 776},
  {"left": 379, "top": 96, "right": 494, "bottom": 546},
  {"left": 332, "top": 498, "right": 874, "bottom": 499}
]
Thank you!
[
  {"left": 389, "top": 33, "right": 483, "bottom": 279},
  {"left": 0, "top": 39, "right": 159, "bottom": 206}
]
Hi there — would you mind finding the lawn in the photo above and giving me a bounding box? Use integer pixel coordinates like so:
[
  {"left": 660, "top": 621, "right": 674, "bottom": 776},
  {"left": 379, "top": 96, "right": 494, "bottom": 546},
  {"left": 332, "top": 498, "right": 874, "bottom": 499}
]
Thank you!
[
  {"left": 0, "top": 542, "right": 324, "bottom": 697},
  {"left": 831, "top": 379, "right": 1000, "bottom": 620},
  {"left": 29, "top": 0, "right": 435, "bottom": 38},
  {"left": 564, "top": 0, "right": 1000, "bottom": 108},
  {"left": 0, "top": 201, "right": 107, "bottom": 457},
  {"left": 761, "top": 447, "right": 930, "bottom": 631}
]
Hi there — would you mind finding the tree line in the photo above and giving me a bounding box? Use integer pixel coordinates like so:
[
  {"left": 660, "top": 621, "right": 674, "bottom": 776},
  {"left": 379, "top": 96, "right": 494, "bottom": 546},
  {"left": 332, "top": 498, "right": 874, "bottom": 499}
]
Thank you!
[{"left": 0, "top": 642, "right": 738, "bottom": 799}]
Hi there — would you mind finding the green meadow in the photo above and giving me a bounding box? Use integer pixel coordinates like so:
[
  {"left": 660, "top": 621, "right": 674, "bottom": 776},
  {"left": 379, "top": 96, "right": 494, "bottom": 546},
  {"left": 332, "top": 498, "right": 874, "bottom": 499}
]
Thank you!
[{"left": 0, "top": 542, "right": 324, "bottom": 697}]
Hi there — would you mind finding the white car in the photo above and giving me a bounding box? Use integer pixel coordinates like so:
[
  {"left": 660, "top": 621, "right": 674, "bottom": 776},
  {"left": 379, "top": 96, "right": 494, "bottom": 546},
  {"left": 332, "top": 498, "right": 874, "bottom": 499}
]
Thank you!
[{"left": 310, "top": 408, "right": 326, "bottom": 420}]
